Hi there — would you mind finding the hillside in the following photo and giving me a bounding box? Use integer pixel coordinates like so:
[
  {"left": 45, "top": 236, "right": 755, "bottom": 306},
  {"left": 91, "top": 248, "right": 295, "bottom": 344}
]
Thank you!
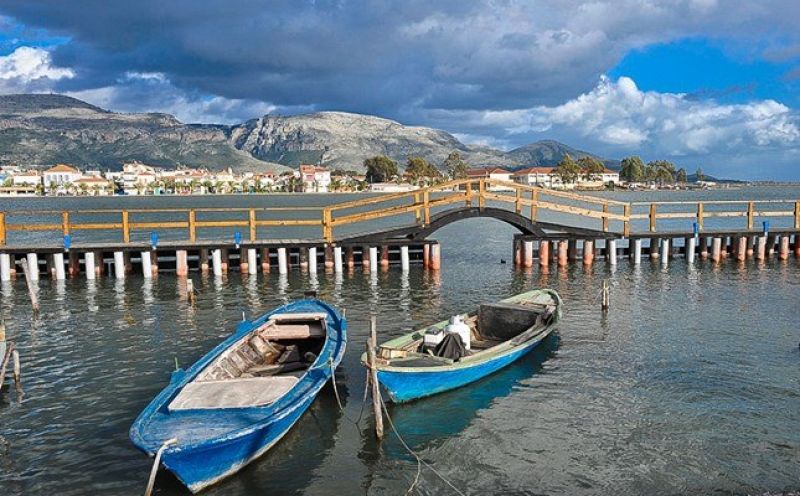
[
  {"left": 0, "top": 94, "right": 618, "bottom": 172},
  {"left": 0, "top": 94, "right": 285, "bottom": 172}
]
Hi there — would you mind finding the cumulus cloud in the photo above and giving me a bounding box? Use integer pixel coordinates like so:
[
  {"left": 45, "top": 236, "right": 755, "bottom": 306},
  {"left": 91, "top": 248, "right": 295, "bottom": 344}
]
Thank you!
[{"left": 0, "top": 45, "right": 73, "bottom": 92}]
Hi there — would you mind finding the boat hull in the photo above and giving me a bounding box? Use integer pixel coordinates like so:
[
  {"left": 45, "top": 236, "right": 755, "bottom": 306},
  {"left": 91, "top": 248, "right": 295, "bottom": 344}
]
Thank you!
[
  {"left": 162, "top": 393, "right": 316, "bottom": 492},
  {"left": 377, "top": 330, "right": 550, "bottom": 403}
]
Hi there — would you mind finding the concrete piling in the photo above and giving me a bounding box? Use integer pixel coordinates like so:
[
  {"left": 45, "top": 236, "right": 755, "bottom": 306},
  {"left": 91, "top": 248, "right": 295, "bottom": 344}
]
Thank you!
[
  {"left": 558, "top": 240, "right": 568, "bottom": 267},
  {"left": 608, "top": 239, "right": 617, "bottom": 265},
  {"left": 277, "top": 247, "right": 288, "bottom": 274},
  {"left": 687, "top": 237, "right": 696, "bottom": 263},
  {"left": 114, "top": 251, "right": 126, "bottom": 279},
  {"left": 711, "top": 237, "right": 722, "bottom": 263},
  {"left": 52, "top": 252, "right": 66, "bottom": 280},
  {"left": 334, "top": 246, "right": 343, "bottom": 273},
  {"left": 400, "top": 245, "right": 410, "bottom": 271},
  {"left": 539, "top": 241, "right": 550, "bottom": 268},
  {"left": 248, "top": 248, "right": 258, "bottom": 274},
  {"left": 380, "top": 246, "right": 390, "bottom": 269},
  {"left": 661, "top": 238, "right": 669, "bottom": 266},
  {"left": 756, "top": 236, "right": 767, "bottom": 261},
  {"left": 212, "top": 249, "right": 223, "bottom": 276},
  {"left": 369, "top": 246, "right": 378, "bottom": 273},
  {"left": 307, "top": 247, "right": 317, "bottom": 274},
  {"left": 633, "top": 239, "right": 642, "bottom": 265},
  {"left": 422, "top": 244, "right": 430, "bottom": 268},
  {"left": 1, "top": 253, "right": 11, "bottom": 281},
  {"left": 26, "top": 253, "right": 39, "bottom": 281},
  {"left": 523, "top": 241, "right": 534, "bottom": 268},
  {"left": 583, "top": 240, "right": 594, "bottom": 265},
  {"left": 429, "top": 243, "right": 441, "bottom": 270},
  {"left": 84, "top": 252, "right": 96, "bottom": 280},
  {"left": 141, "top": 251, "right": 153, "bottom": 278},
  {"left": 737, "top": 236, "right": 747, "bottom": 262},
  {"left": 176, "top": 250, "right": 188, "bottom": 277},
  {"left": 779, "top": 235, "right": 790, "bottom": 260}
]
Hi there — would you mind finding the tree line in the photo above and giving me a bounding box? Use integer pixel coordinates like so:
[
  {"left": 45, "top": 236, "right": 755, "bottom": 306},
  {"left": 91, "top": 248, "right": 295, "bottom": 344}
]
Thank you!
[
  {"left": 618, "top": 156, "right": 704, "bottom": 184},
  {"left": 364, "top": 152, "right": 469, "bottom": 184}
]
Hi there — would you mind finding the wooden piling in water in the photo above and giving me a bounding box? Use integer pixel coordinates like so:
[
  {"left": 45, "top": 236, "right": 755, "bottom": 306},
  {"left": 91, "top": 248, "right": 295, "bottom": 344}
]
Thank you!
[
  {"left": 176, "top": 250, "right": 189, "bottom": 277},
  {"left": 199, "top": 249, "right": 209, "bottom": 273},
  {"left": 422, "top": 244, "right": 430, "bottom": 268},
  {"left": 324, "top": 246, "right": 334, "bottom": 269},
  {"left": 68, "top": 252, "right": 80, "bottom": 277},
  {"left": 368, "top": 316, "right": 383, "bottom": 440},
  {"left": 794, "top": 234, "right": 800, "bottom": 258},
  {"left": 345, "top": 247, "right": 355, "bottom": 269},
  {"left": 567, "top": 240, "right": 577, "bottom": 262},
  {"left": 260, "top": 248, "right": 270, "bottom": 273},
  {"left": 380, "top": 246, "right": 390, "bottom": 269},
  {"left": 20, "top": 259, "right": 40, "bottom": 316}
]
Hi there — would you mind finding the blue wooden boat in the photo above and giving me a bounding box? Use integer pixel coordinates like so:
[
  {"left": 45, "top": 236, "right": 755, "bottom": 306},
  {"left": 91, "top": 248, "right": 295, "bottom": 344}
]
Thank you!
[
  {"left": 130, "top": 299, "right": 346, "bottom": 493},
  {"left": 365, "top": 289, "right": 561, "bottom": 403}
]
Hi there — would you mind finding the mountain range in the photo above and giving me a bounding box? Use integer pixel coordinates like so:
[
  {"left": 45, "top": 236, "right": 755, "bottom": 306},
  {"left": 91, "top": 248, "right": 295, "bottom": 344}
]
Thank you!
[{"left": 0, "top": 94, "right": 616, "bottom": 173}]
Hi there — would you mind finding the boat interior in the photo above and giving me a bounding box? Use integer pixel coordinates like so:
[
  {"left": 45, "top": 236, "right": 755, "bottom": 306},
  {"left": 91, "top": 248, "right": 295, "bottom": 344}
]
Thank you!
[
  {"left": 377, "top": 300, "right": 556, "bottom": 367},
  {"left": 168, "top": 313, "right": 328, "bottom": 411}
]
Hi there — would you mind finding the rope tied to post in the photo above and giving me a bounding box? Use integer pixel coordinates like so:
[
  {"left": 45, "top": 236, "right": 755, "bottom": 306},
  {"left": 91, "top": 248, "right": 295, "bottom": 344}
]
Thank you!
[{"left": 144, "top": 437, "right": 177, "bottom": 496}]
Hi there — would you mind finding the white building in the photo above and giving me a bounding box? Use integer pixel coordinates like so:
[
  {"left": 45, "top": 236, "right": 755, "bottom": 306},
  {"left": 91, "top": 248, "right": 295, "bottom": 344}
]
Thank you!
[
  {"left": 43, "top": 164, "right": 82, "bottom": 190},
  {"left": 298, "top": 165, "right": 331, "bottom": 192},
  {"left": 121, "top": 162, "right": 160, "bottom": 194},
  {"left": 72, "top": 176, "right": 114, "bottom": 196},
  {"left": 12, "top": 171, "right": 42, "bottom": 186},
  {"left": 512, "top": 167, "right": 620, "bottom": 189},
  {"left": 466, "top": 167, "right": 514, "bottom": 190}
]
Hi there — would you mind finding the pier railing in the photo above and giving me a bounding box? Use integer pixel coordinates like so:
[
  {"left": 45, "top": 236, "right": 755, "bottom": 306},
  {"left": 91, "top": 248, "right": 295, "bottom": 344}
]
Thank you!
[{"left": 2, "top": 181, "right": 800, "bottom": 247}]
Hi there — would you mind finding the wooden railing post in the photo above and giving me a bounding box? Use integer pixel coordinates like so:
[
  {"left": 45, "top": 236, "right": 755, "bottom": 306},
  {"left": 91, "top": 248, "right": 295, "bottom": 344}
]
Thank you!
[
  {"left": 623, "top": 204, "right": 631, "bottom": 237},
  {"left": 794, "top": 201, "right": 799, "bottom": 229},
  {"left": 465, "top": 182, "right": 473, "bottom": 207},
  {"left": 423, "top": 190, "right": 431, "bottom": 225},
  {"left": 696, "top": 203, "right": 704, "bottom": 231},
  {"left": 414, "top": 193, "right": 422, "bottom": 224},
  {"left": 515, "top": 188, "right": 522, "bottom": 214},
  {"left": 0, "top": 212, "right": 5, "bottom": 246},
  {"left": 248, "top": 208, "right": 257, "bottom": 241},
  {"left": 747, "top": 201, "right": 754, "bottom": 230},
  {"left": 602, "top": 203, "right": 609, "bottom": 232},
  {"left": 323, "top": 208, "right": 333, "bottom": 243},
  {"left": 478, "top": 179, "right": 485, "bottom": 209},
  {"left": 649, "top": 204, "right": 657, "bottom": 232},
  {"left": 62, "top": 211, "right": 70, "bottom": 237},
  {"left": 122, "top": 210, "right": 130, "bottom": 243},
  {"left": 530, "top": 190, "right": 538, "bottom": 221},
  {"left": 188, "top": 209, "right": 197, "bottom": 242}
]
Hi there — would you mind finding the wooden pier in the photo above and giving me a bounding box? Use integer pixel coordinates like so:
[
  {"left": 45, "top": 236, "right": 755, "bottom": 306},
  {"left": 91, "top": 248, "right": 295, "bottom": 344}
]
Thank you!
[{"left": 1, "top": 178, "right": 799, "bottom": 280}]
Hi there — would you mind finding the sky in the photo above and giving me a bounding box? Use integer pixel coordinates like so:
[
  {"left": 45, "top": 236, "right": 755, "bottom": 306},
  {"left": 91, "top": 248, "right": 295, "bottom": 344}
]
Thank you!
[{"left": 0, "top": 1, "right": 799, "bottom": 179}]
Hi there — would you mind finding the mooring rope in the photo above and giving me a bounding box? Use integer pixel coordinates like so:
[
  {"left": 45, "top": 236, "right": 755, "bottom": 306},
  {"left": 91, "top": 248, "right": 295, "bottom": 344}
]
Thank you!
[
  {"left": 144, "top": 437, "right": 177, "bottom": 496},
  {"left": 377, "top": 389, "right": 467, "bottom": 496},
  {"left": 327, "top": 358, "right": 370, "bottom": 426}
]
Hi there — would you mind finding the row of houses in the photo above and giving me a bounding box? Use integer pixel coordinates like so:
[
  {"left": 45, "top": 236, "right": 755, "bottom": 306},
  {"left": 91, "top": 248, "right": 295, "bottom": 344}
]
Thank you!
[
  {"left": 466, "top": 167, "right": 620, "bottom": 189},
  {"left": 0, "top": 163, "right": 336, "bottom": 196}
]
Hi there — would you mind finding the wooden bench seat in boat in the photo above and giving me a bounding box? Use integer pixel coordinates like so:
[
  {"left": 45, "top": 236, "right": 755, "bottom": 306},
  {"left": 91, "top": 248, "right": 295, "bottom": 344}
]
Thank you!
[
  {"left": 253, "top": 313, "right": 328, "bottom": 340},
  {"left": 168, "top": 376, "right": 299, "bottom": 411}
]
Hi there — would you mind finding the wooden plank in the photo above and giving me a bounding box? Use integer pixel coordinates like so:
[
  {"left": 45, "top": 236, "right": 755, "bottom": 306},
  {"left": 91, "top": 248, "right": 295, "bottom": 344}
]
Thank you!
[
  {"left": 649, "top": 204, "right": 657, "bottom": 232},
  {"left": 0, "top": 212, "right": 5, "bottom": 246},
  {"left": 188, "top": 209, "right": 197, "bottom": 242},
  {"left": 249, "top": 208, "right": 257, "bottom": 241},
  {"left": 122, "top": 210, "right": 130, "bottom": 243},
  {"left": 62, "top": 212, "right": 70, "bottom": 236},
  {"left": 697, "top": 202, "right": 704, "bottom": 230}
]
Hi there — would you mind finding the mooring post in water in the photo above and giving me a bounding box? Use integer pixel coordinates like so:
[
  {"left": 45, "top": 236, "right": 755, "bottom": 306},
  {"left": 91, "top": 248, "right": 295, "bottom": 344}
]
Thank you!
[
  {"left": 583, "top": 240, "right": 594, "bottom": 266},
  {"left": 661, "top": 238, "right": 669, "bottom": 266},
  {"left": 521, "top": 240, "right": 533, "bottom": 267},
  {"left": 12, "top": 349, "right": 20, "bottom": 391},
  {"left": 20, "top": 259, "right": 40, "bottom": 316},
  {"left": 260, "top": 248, "right": 270, "bottom": 274},
  {"left": 277, "top": 248, "right": 288, "bottom": 274},
  {"left": 422, "top": 243, "right": 430, "bottom": 268},
  {"left": 368, "top": 316, "right": 384, "bottom": 440},
  {"left": 794, "top": 234, "right": 800, "bottom": 258},
  {"left": 429, "top": 243, "right": 441, "bottom": 270},
  {"left": 307, "top": 247, "right": 317, "bottom": 274},
  {"left": 176, "top": 250, "right": 188, "bottom": 277},
  {"left": 737, "top": 236, "right": 747, "bottom": 262},
  {"left": 248, "top": 248, "right": 258, "bottom": 275},
  {"left": 779, "top": 235, "right": 790, "bottom": 260},
  {"left": 756, "top": 236, "right": 767, "bottom": 261},
  {"left": 380, "top": 246, "right": 390, "bottom": 269},
  {"left": 711, "top": 237, "right": 722, "bottom": 263},
  {"left": 186, "top": 279, "right": 195, "bottom": 305},
  {"left": 212, "top": 248, "right": 223, "bottom": 276},
  {"left": 369, "top": 246, "right": 378, "bottom": 273},
  {"left": 601, "top": 280, "right": 610, "bottom": 311}
]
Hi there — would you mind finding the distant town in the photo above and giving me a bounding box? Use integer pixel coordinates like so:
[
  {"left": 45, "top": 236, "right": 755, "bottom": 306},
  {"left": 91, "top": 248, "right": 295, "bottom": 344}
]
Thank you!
[{"left": 0, "top": 153, "right": 728, "bottom": 197}]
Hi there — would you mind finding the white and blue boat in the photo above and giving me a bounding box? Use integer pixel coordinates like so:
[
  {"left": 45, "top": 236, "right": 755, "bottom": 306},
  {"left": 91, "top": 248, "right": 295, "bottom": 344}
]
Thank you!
[
  {"left": 130, "top": 298, "right": 346, "bottom": 493},
  {"left": 366, "top": 289, "right": 561, "bottom": 403}
]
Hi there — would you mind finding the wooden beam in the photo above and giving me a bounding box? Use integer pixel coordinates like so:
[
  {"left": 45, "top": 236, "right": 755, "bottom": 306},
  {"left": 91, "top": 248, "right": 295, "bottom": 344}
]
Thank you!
[{"left": 649, "top": 204, "right": 657, "bottom": 232}]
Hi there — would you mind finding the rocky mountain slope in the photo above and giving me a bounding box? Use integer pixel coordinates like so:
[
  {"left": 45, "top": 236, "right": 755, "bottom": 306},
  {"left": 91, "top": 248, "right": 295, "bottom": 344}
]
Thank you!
[
  {"left": 0, "top": 94, "right": 284, "bottom": 172},
  {"left": 0, "top": 94, "right": 614, "bottom": 172}
]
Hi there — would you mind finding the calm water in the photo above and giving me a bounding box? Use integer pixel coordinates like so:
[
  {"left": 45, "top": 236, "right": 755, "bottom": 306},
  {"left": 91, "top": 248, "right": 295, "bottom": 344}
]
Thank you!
[{"left": 1, "top": 187, "right": 799, "bottom": 495}]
